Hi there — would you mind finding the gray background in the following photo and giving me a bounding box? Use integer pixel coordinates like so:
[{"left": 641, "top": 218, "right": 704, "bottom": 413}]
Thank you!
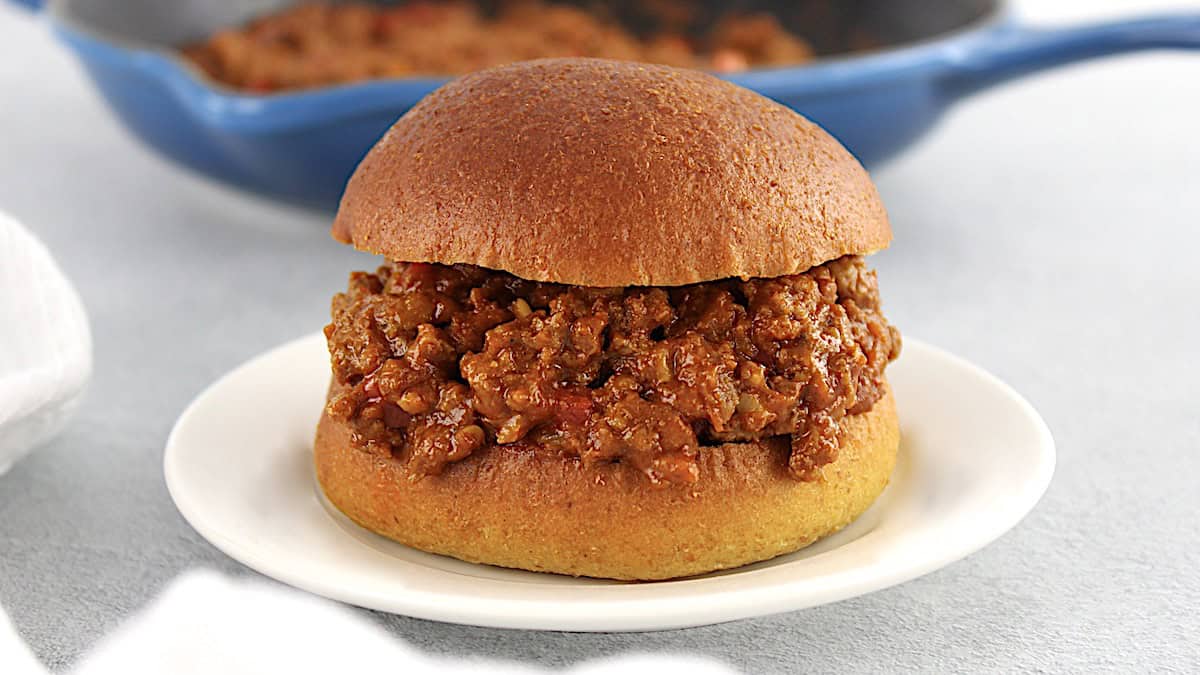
[{"left": 1, "top": 0, "right": 1198, "bottom": 671}]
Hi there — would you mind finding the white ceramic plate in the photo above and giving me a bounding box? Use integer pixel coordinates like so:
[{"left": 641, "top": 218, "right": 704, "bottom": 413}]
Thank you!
[{"left": 164, "top": 333, "right": 1054, "bottom": 632}]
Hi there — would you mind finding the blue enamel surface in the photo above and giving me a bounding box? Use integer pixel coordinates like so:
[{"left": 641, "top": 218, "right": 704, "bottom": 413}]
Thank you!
[{"left": 37, "top": 1, "right": 1200, "bottom": 209}]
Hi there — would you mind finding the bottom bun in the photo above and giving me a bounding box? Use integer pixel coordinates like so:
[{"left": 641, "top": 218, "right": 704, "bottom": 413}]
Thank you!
[{"left": 314, "top": 384, "right": 899, "bottom": 581}]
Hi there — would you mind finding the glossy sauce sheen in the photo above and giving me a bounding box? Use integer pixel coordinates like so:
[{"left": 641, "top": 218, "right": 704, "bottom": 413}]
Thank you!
[{"left": 324, "top": 258, "right": 900, "bottom": 485}]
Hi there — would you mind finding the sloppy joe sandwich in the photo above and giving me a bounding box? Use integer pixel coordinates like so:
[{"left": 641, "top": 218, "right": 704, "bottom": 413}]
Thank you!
[{"left": 317, "top": 58, "right": 901, "bottom": 580}]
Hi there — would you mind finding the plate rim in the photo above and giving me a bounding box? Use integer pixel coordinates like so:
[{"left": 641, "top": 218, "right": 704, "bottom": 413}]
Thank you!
[{"left": 164, "top": 333, "right": 1055, "bottom": 632}]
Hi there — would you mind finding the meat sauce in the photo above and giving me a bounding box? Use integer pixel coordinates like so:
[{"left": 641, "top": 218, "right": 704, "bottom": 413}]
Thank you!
[
  {"left": 182, "top": 1, "right": 816, "bottom": 92},
  {"left": 324, "top": 258, "right": 900, "bottom": 485}
]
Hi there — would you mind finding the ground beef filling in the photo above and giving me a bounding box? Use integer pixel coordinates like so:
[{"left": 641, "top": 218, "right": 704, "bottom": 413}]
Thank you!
[
  {"left": 324, "top": 258, "right": 900, "bottom": 485},
  {"left": 182, "top": 1, "right": 817, "bottom": 92}
]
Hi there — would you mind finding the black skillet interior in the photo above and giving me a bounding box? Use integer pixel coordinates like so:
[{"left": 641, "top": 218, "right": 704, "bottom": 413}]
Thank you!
[{"left": 66, "top": 0, "right": 997, "bottom": 60}]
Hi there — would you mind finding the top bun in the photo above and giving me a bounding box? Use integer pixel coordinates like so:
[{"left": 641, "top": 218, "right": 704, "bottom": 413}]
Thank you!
[{"left": 333, "top": 58, "right": 890, "bottom": 287}]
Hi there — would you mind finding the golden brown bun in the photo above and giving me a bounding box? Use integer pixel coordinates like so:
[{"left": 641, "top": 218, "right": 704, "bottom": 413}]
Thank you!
[
  {"left": 333, "top": 58, "right": 890, "bottom": 287},
  {"left": 314, "top": 385, "right": 899, "bottom": 581}
]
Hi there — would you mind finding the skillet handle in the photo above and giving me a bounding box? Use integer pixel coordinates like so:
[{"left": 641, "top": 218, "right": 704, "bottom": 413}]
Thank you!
[{"left": 943, "top": 13, "right": 1200, "bottom": 96}]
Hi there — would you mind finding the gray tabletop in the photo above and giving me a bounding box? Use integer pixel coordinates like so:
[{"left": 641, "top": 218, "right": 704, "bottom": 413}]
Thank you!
[{"left": 2, "top": 1, "right": 1199, "bottom": 672}]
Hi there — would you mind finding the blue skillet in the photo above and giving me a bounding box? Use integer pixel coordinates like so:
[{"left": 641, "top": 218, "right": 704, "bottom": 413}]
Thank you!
[{"left": 15, "top": 0, "right": 1200, "bottom": 209}]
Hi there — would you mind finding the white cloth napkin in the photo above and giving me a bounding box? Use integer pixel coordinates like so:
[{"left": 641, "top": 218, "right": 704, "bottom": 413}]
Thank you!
[
  {"left": 0, "top": 570, "right": 733, "bottom": 674},
  {"left": 0, "top": 211, "right": 91, "bottom": 475},
  {"left": 0, "top": 604, "right": 43, "bottom": 675}
]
